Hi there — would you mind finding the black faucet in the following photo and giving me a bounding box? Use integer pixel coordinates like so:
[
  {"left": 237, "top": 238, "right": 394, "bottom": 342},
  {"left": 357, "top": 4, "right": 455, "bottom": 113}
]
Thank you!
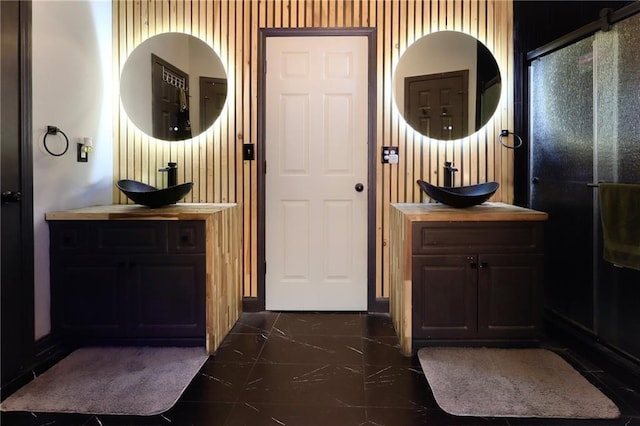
[
  {"left": 159, "top": 162, "right": 177, "bottom": 187},
  {"left": 443, "top": 161, "right": 458, "bottom": 187}
]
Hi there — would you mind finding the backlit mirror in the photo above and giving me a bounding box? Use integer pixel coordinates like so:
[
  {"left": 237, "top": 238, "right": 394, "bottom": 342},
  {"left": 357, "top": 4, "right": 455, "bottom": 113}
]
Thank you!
[
  {"left": 393, "top": 31, "right": 501, "bottom": 141},
  {"left": 120, "top": 33, "right": 227, "bottom": 142}
]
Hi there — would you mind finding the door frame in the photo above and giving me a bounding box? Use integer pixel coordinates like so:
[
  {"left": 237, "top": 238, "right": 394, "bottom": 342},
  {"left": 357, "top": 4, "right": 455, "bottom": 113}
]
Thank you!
[
  {"left": 252, "top": 27, "right": 377, "bottom": 312},
  {"left": 199, "top": 76, "right": 227, "bottom": 134},
  {"left": 1, "top": 0, "right": 35, "bottom": 395}
]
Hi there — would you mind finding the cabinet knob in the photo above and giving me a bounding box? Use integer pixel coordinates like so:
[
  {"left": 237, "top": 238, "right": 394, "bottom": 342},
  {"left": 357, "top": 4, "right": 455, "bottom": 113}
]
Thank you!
[
  {"left": 480, "top": 261, "right": 488, "bottom": 268},
  {"left": 467, "top": 256, "right": 477, "bottom": 269}
]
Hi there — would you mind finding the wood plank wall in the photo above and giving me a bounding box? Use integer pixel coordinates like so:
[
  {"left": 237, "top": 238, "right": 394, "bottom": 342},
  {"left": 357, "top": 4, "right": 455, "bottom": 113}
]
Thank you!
[{"left": 113, "top": 0, "right": 514, "bottom": 302}]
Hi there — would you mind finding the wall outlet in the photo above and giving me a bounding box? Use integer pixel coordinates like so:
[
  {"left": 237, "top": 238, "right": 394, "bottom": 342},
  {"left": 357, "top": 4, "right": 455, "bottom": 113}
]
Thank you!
[{"left": 381, "top": 146, "right": 399, "bottom": 164}]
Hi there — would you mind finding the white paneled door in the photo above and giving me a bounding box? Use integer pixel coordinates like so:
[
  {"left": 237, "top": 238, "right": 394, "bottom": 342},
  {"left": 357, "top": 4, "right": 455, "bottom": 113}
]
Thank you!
[{"left": 265, "top": 36, "right": 369, "bottom": 311}]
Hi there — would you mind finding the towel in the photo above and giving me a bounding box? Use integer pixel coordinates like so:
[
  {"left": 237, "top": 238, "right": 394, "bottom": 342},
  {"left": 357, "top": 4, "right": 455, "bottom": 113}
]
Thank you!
[
  {"left": 599, "top": 183, "right": 640, "bottom": 271},
  {"left": 179, "top": 88, "right": 188, "bottom": 109}
]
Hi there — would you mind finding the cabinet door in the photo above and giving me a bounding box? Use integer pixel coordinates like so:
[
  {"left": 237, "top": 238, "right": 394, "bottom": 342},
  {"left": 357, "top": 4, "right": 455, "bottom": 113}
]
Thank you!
[
  {"left": 128, "top": 254, "right": 206, "bottom": 338},
  {"left": 50, "top": 255, "right": 126, "bottom": 338},
  {"left": 412, "top": 255, "right": 477, "bottom": 339},
  {"left": 477, "top": 253, "right": 543, "bottom": 338}
]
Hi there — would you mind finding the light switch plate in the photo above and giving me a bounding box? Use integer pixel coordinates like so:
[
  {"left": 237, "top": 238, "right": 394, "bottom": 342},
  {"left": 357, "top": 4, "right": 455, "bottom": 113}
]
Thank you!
[
  {"left": 243, "top": 143, "right": 255, "bottom": 161},
  {"left": 381, "top": 146, "right": 399, "bottom": 164}
]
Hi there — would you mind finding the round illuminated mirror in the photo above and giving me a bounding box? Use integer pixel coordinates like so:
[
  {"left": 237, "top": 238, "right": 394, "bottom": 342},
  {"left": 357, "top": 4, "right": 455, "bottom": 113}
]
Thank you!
[
  {"left": 393, "top": 31, "right": 501, "bottom": 140},
  {"left": 120, "top": 33, "right": 227, "bottom": 141}
]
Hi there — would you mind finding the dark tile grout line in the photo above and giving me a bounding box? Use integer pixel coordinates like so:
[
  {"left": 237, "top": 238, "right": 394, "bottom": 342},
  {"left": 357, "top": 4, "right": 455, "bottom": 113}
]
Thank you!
[{"left": 222, "top": 311, "right": 281, "bottom": 425}]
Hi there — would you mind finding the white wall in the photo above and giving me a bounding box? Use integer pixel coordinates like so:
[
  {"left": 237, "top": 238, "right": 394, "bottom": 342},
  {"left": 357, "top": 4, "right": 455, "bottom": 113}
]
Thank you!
[{"left": 32, "top": 0, "right": 113, "bottom": 339}]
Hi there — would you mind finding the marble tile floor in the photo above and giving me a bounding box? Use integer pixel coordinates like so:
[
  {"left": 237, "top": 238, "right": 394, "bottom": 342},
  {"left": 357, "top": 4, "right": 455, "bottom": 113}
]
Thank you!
[{"left": 2, "top": 311, "right": 640, "bottom": 426}]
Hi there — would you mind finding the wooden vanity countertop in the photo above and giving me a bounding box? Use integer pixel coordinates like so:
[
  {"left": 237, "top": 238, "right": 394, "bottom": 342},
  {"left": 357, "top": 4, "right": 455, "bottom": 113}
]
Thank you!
[
  {"left": 391, "top": 202, "right": 548, "bottom": 222},
  {"left": 45, "top": 203, "right": 238, "bottom": 221}
]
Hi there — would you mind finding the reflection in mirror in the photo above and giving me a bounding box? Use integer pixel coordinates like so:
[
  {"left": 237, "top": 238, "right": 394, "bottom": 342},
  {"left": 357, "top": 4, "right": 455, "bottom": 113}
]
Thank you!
[
  {"left": 393, "top": 31, "right": 501, "bottom": 140},
  {"left": 120, "top": 33, "right": 227, "bottom": 142}
]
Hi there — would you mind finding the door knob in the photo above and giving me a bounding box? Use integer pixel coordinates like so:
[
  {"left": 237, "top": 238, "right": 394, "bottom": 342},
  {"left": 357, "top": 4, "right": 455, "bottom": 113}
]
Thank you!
[
  {"left": 2, "top": 191, "right": 22, "bottom": 204},
  {"left": 354, "top": 183, "right": 364, "bottom": 192}
]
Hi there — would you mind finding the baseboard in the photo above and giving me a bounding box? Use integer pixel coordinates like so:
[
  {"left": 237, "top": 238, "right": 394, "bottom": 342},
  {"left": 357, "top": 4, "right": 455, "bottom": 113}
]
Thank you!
[
  {"left": 243, "top": 297, "right": 263, "bottom": 312},
  {"left": 34, "top": 332, "right": 68, "bottom": 362},
  {"left": 369, "top": 298, "right": 389, "bottom": 313},
  {"left": 544, "top": 309, "right": 640, "bottom": 390},
  {"left": 0, "top": 333, "right": 66, "bottom": 401}
]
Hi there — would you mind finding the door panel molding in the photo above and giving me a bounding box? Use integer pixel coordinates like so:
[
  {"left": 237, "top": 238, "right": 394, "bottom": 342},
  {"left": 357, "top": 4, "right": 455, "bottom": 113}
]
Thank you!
[{"left": 254, "top": 27, "right": 377, "bottom": 312}]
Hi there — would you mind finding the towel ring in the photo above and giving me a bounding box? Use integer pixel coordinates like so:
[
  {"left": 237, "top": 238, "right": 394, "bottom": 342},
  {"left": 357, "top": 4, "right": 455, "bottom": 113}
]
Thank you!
[
  {"left": 43, "top": 126, "right": 69, "bottom": 157},
  {"left": 497, "top": 130, "right": 523, "bottom": 149}
]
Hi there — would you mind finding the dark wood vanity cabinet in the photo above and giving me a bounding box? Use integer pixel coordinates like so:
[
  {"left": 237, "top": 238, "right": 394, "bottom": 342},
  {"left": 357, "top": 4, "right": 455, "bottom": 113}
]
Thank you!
[
  {"left": 49, "top": 220, "right": 206, "bottom": 345},
  {"left": 411, "top": 221, "right": 544, "bottom": 341},
  {"left": 390, "top": 203, "right": 548, "bottom": 355}
]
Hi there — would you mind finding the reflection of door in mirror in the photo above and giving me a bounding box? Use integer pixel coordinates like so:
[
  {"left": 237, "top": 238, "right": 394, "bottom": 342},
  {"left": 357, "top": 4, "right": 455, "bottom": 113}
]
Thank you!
[
  {"left": 404, "top": 70, "right": 468, "bottom": 140},
  {"left": 151, "top": 54, "right": 191, "bottom": 141},
  {"left": 199, "top": 77, "right": 227, "bottom": 133}
]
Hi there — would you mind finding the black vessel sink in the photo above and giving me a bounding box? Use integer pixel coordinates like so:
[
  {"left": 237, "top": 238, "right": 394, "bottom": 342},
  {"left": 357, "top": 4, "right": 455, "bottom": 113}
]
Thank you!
[
  {"left": 417, "top": 180, "right": 499, "bottom": 208},
  {"left": 116, "top": 179, "right": 193, "bottom": 208}
]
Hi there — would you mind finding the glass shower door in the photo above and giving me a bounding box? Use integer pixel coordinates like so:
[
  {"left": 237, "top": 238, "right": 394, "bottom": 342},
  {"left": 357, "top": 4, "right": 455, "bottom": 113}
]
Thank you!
[
  {"left": 530, "top": 11, "right": 640, "bottom": 361},
  {"left": 592, "top": 12, "right": 640, "bottom": 359},
  {"left": 530, "top": 36, "right": 596, "bottom": 330}
]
